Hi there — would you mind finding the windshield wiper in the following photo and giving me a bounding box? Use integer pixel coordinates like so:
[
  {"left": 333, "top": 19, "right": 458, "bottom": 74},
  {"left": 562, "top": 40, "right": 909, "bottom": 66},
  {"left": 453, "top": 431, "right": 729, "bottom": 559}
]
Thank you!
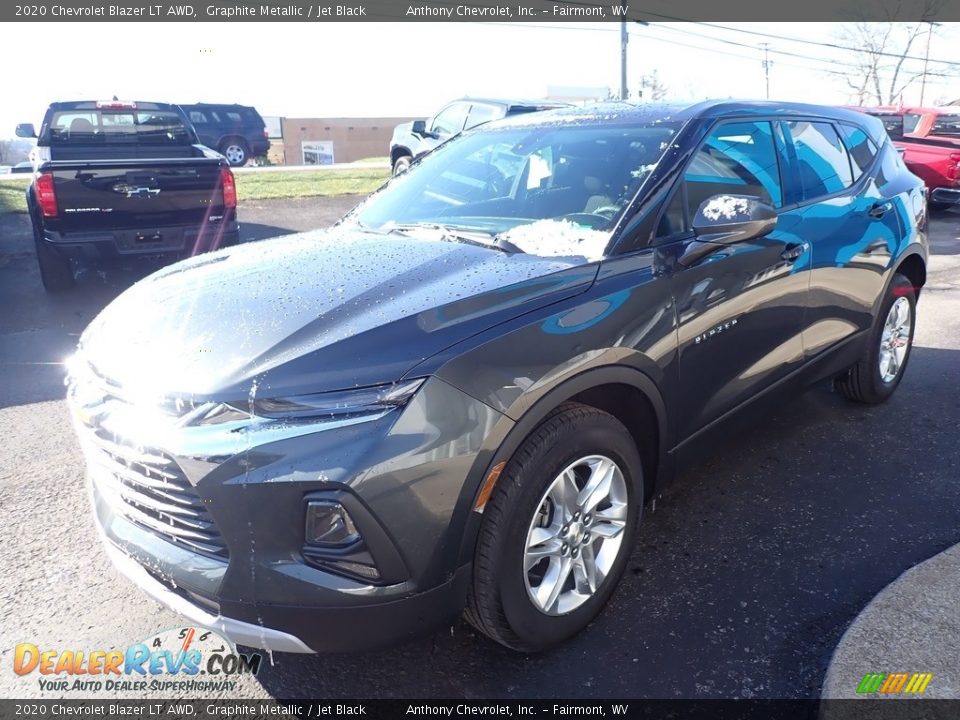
[{"left": 386, "top": 222, "right": 521, "bottom": 253}]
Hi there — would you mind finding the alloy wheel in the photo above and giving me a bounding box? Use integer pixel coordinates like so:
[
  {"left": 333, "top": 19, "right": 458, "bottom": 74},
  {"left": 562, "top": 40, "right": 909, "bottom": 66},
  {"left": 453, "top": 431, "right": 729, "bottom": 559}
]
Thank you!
[
  {"left": 879, "top": 296, "right": 912, "bottom": 383},
  {"left": 523, "top": 455, "right": 629, "bottom": 616}
]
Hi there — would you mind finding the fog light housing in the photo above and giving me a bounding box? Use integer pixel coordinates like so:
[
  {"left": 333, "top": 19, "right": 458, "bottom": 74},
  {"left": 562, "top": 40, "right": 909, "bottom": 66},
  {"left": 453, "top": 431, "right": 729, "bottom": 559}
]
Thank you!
[{"left": 305, "top": 501, "right": 360, "bottom": 546}]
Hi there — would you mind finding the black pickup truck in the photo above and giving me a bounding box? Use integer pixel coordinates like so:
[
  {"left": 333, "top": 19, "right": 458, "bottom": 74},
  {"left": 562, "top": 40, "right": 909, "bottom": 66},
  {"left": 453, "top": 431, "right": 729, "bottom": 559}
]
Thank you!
[{"left": 16, "top": 100, "right": 239, "bottom": 292}]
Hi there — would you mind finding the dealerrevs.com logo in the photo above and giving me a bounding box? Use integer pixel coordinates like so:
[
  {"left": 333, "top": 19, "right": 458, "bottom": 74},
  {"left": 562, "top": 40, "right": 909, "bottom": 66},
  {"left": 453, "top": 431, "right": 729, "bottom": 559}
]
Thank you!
[{"left": 13, "top": 627, "right": 262, "bottom": 693}]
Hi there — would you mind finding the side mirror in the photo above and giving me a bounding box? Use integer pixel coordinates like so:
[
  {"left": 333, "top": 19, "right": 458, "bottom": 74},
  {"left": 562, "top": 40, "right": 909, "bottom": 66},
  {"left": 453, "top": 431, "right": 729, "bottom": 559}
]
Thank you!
[
  {"left": 15, "top": 123, "right": 37, "bottom": 139},
  {"left": 692, "top": 194, "right": 777, "bottom": 245},
  {"left": 411, "top": 119, "right": 427, "bottom": 136}
]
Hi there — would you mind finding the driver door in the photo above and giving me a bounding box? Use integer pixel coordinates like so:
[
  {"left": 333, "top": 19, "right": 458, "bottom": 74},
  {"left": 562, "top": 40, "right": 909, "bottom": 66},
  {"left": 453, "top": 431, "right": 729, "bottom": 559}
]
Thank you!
[{"left": 659, "top": 120, "right": 810, "bottom": 440}]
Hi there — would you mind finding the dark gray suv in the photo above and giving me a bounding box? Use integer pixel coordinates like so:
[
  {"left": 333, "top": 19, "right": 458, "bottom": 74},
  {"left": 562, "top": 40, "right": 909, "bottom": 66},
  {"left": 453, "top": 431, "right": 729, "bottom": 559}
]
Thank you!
[
  {"left": 68, "top": 100, "right": 928, "bottom": 653},
  {"left": 180, "top": 103, "right": 269, "bottom": 167}
]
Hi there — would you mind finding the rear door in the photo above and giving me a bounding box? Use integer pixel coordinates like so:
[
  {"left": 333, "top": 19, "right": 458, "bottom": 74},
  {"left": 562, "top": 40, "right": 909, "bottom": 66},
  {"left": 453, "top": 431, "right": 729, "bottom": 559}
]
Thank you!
[
  {"left": 659, "top": 119, "right": 810, "bottom": 439},
  {"left": 184, "top": 107, "right": 218, "bottom": 147},
  {"left": 778, "top": 119, "right": 905, "bottom": 355}
]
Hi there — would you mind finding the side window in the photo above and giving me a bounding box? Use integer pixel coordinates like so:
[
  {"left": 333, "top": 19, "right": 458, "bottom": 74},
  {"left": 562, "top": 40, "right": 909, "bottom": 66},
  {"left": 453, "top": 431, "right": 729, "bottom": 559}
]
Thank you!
[
  {"left": 880, "top": 115, "right": 905, "bottom": 140},
  {"left": 188, "top": 111, "right": 208, "bottom": 124},
  {"left": 683, "top": 120, "right": 783, "bottom": 223},
  {"left": 784, "top": 121, "right": 854, "bottom": 200},
  {"left": 931, "top": 114, "right": 960, "bottom": 137},
  {"left": 838, "top": 124, "right": 878, "bottom": 181},
  {"left": 431, "top": 104, "right": 469, "bottom": 136},
  {"left": 903, "top": 113, "right": 923, "bottom": 134},
  {"left": 465, "top": 104, "right": 501, "bottom": 130},
  {"left": 50, "top": 112, "right": 98, "bottom": 142}
]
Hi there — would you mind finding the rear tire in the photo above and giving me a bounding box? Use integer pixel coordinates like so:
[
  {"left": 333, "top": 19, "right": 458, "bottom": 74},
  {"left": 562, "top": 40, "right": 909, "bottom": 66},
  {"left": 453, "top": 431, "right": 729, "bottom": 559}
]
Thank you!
[
  {"left": 220, "top": 139, "right": 249, "bottom": 167},
  {"left": 32, "top": 216, "right": 74, "bottom": 292},
  {"left": 465, "top": 403, "right": 643, "bottom": 652},
  {"left": 836, "top": 273, "right": 915, "bottom": 404}
]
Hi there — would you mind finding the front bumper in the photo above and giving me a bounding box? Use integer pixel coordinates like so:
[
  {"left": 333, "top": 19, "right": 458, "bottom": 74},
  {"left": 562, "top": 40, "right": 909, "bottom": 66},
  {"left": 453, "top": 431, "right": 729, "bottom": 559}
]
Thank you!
[
  {"left": 99, "top": 537, "right": 313, "bottom": 653},
  {"left": 97, "top": 526, "right": 472, "bottom": 653},
  {"left": 76, "top": 375, "right": 505, "bottom": 652}
]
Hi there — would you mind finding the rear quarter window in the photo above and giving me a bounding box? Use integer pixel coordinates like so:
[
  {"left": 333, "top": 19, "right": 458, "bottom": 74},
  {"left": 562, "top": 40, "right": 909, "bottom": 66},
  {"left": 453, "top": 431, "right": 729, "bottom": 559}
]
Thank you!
[
  {"left": 838, "top": 124, "right": 879, "bottom": 181},
  {"left": 784, "top": 121, "right": 854, "bottom": 200},
  {"left": 931, "top": 114, "right": 960, "bottom": 137}
]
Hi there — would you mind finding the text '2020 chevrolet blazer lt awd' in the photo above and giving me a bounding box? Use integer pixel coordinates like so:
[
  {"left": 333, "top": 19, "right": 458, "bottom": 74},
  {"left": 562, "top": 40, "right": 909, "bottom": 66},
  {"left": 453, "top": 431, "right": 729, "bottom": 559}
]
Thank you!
[{"left": 67, "top": 101, "right": 927, "bottom": 653}]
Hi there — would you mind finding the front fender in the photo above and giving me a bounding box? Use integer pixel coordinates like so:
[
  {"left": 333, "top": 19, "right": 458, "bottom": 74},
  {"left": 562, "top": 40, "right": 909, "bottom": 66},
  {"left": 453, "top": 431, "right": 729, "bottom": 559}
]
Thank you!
[{"left": 448, "top": 361, "right": 672, "bottom": 570}]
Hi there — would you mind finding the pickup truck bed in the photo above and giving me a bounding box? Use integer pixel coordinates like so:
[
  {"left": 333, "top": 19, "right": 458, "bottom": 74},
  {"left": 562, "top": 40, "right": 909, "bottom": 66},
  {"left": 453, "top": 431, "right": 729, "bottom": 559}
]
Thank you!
[{"left": 854, "top": 106, "right": 960, "bottom": 207}]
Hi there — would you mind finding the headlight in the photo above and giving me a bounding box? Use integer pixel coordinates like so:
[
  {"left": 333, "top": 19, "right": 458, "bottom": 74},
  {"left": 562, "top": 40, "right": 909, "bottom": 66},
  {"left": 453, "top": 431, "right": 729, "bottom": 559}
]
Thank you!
[{"left": 243, "top": 378, "right": 425, "bottom": 422}]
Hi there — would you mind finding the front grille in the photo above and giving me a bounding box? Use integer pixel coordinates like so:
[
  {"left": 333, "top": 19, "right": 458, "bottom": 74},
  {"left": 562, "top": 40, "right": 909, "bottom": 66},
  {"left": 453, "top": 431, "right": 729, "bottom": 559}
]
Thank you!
[
  {"left": 72, "top": 377, "right": 229, "bottom": 560},
  {"left": 86, "top": 429, "right": 229, "bottom": 559}
]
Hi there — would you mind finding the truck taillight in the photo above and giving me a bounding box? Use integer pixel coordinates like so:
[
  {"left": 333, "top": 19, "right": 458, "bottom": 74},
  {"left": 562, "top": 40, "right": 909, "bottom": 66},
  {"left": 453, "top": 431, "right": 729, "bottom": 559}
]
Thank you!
[
  {"left": 35, "top": 172, "right": 58, "bottom": 218},
  {"left": 220, "top": 167, "right": 237, "bottom": 209},
  {"left": 948, "top": 153, "right": 960, "bottom": 183}
]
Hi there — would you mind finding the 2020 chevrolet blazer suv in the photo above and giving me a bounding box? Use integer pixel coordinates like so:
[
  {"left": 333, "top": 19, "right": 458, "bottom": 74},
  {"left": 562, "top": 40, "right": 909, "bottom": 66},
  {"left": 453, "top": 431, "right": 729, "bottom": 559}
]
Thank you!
[{"left": 67, "top": 101, "right": 928, "bottom": 653}]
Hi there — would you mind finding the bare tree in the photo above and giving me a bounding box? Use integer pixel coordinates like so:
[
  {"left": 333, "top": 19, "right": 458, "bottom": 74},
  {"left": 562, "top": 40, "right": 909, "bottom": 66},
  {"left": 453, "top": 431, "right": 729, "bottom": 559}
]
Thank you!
[
  {"left": 835, "top": 0, "right": 952, "bottom": 106},
  {"left": 638, "top": 70, "right": 669, "bottom": 101},
  {"left": 0, "top": 140, "right": 30, "bottom": 165}
]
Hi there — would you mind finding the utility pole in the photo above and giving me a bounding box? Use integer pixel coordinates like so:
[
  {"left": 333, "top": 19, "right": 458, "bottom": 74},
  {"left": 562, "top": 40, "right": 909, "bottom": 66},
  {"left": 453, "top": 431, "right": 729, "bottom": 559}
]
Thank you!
[
  {"left": 620, "top": 10, "right": 628, "bottom": 100},
  {"left": 619, "top": 14, "right": 649, "bottom": 102},
  {"left": 760, "top": 43, "right": 772, "bottom": 100},
  {"left": 919, "top": 22, "right": 940, "bottom": 107}
]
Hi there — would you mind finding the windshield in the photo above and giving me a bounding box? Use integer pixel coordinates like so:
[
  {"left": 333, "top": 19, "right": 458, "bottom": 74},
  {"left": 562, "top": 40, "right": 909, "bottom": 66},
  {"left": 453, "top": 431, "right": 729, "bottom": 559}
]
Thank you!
[{"left": 352, "top": 122, "right": 680, "bottom": 259}]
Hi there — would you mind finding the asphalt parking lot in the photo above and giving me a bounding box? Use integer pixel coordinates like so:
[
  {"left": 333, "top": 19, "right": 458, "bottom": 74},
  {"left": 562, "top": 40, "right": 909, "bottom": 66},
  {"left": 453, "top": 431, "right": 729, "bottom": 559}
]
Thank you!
[{"left": 1, "top": 200, "right": 958, "bottom": 700}]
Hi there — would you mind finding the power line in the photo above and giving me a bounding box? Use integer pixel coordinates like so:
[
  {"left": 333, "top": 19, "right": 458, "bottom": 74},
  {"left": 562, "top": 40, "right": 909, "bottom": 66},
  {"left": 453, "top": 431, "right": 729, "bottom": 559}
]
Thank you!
[
  {"left": 632, "top": 12, "right": 960, "bottom": 67},
  {"left": 636, "top": 22, "right": 958, "bottom": 78}
]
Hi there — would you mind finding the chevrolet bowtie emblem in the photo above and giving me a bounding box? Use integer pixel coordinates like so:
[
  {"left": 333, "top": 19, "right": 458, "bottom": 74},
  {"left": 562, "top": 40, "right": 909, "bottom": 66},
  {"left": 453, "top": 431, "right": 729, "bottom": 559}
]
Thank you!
[{"left": 113, "top": 183, "right": 161, "bottom": 198}]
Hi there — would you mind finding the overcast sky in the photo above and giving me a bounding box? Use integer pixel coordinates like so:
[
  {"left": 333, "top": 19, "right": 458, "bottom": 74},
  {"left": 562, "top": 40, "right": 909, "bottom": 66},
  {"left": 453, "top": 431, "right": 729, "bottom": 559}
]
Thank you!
[{"left": 2, "top": 21, "right": 957, "bottom": 137}]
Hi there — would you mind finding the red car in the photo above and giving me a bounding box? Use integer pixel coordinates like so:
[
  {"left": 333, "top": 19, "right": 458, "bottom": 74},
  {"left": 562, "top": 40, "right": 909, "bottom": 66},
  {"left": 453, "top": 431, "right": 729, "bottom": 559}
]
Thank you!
[{"left": 852, "top": 106, "right": 960, "bottom": 208}]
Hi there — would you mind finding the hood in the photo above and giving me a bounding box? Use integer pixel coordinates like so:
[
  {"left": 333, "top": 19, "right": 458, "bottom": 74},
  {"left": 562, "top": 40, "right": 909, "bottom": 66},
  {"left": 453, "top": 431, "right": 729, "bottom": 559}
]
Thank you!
[
  {"left": 391, "top": 121, "right": 415, "bottom": 144},
  {"left": 79, "top": 228, "right": 598, "bottom": 401}
]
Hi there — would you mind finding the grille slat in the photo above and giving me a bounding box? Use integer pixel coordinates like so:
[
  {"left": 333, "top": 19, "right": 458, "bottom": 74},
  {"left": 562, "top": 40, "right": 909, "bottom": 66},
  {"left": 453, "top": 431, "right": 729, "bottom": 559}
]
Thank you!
[
  {"left": 87, "top": 430, "right": 176, "bottom": 470},
  {"left": 93, "top": 468, "right": 210, "bottom": 523},
  {"left": 87, "top": 449, "right": 196, "bottom": 504}
]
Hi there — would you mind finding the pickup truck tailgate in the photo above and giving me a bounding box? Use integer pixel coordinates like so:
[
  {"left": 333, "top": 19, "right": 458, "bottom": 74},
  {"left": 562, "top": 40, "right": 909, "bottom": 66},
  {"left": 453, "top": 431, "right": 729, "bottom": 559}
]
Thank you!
[{"left": 41, "top": 157, "right": 227, "bottom": 231}]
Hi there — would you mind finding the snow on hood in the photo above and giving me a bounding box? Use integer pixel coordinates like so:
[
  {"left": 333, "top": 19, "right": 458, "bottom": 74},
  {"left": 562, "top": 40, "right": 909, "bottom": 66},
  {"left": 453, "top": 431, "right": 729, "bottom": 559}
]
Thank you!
[{"left": 501, "top": 219, "right": 611, "bottom": 261}]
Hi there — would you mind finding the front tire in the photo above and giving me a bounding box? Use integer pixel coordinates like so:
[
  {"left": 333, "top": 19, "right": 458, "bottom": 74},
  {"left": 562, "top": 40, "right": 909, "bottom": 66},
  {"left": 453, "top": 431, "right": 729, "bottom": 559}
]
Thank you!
[
  {"left": 836, "top": 272, "right": 916, "bottom": 403},
  {"left": 465, "top": 403, "right": 643, "bottom": 652},
  {"left": 392, "top": 155, "right": 412, "bottom": 176}
]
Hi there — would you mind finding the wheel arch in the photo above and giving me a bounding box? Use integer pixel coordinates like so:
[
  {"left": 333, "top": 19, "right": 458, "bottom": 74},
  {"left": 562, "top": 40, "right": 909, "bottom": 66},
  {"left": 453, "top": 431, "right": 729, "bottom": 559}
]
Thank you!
[
  {"left": 894, "top": 251, "right": 927, "bottom": 299},
  {"left": 455, "top": 365, "right": 671, "bottom": 568},
  {"left": 391, "top": 145, "right": 412, "bottom": 165}
]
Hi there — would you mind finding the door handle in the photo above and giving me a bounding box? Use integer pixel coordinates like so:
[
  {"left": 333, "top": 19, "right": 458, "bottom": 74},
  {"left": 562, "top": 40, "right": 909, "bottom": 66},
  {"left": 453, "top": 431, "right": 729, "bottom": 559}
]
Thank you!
[
  {"left": 780, "top": 242, "right": 808, "bottom": 262},
  {"left": 869, "top": 201, "right": 893, "bottom": 218}
]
